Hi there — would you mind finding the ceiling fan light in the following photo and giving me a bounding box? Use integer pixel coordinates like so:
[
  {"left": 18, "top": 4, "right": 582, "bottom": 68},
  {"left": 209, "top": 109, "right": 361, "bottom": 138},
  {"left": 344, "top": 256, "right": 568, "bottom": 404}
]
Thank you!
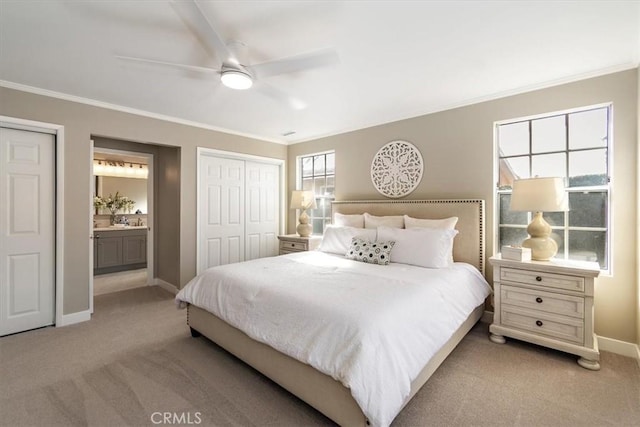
[{"left": 221, "top": 70, "right": 253, "bottom": 90}]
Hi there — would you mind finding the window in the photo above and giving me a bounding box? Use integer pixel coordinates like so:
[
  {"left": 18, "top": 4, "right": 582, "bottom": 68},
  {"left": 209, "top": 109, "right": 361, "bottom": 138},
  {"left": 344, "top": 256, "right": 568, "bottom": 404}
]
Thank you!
[
  {"left": 298, "top": 151, "right": 335, "bottom": 234},
  {"left": 496, "top": 105, "right": 610, "bottom": 270}
]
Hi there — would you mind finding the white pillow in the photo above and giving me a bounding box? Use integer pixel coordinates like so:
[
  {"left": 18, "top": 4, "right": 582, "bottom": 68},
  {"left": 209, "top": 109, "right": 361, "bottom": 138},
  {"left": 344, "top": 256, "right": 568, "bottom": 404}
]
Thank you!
[
  {"left": 318, "top": 225, "right": 377, "bottom": 255},
  {"left": 404, "top": 215, "right": 458, "bottom": 230},
  {"left": 364, "top": 212, "right": 404, "bottom": 229},
  {"left": 377, "top": 226, "right": 458, "bottom": 268},
  {"left": 404, "top": 215, "right": 458, "bottom": 264},
  {"left": 334, "top": 212, "right": 365, "bottom": 228}
]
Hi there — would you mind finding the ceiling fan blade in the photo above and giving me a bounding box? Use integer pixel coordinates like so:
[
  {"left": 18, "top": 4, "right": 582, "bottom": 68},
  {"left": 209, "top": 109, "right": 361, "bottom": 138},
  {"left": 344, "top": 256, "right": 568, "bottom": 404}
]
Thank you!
[
  {"left": 170, "top": 0, "right": 239, "bottom": 66},
  {"left": 251, "top": 48, "right": 339, "bottom": 79},
  {"left": 256, "top": 83, "right": 307, "bottom": 111},
  {"left": 115, "top": 55, "right": 220, "bottom": 74}
]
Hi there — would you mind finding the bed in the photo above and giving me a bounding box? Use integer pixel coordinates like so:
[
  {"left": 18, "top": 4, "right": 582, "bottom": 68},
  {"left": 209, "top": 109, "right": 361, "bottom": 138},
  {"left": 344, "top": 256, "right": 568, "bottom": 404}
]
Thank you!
[{"left": 177, "top": 199, "right": 489, "bottom": 426}]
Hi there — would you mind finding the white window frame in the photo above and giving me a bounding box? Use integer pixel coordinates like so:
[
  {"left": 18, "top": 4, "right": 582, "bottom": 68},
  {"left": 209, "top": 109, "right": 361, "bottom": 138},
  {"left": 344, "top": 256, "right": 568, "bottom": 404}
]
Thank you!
[
  {"left": 296, "top": 150, "right": 335, "bottom": 235},
  {"left": 493, "top": 103, "right": 613, "bottom": 273}
]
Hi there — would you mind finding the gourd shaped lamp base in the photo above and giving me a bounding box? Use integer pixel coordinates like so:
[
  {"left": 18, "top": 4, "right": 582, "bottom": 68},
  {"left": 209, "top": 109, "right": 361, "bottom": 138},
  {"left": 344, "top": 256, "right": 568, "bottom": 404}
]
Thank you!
[
  {"left": 296, "top": 209, "right": 312, "bottom": 237},
  {"left": 522, "top": 211, "right": 558, "bottom": 261}
]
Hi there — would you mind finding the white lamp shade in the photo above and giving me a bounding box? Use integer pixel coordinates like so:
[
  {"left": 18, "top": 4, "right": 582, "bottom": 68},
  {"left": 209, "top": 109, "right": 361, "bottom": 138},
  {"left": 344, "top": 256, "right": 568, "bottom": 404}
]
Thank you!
[
  {"left": 510, "top": 177, "right": 568, "bottom": 212},
  {"left": 290, "top": 190, "right": 317, "bottom": 210}
]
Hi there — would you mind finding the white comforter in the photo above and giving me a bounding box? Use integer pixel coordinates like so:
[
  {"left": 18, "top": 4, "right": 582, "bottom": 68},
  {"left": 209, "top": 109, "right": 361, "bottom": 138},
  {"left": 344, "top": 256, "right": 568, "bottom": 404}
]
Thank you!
[{"left": 176, "top": 251, "right": 491, "bottom": 427}]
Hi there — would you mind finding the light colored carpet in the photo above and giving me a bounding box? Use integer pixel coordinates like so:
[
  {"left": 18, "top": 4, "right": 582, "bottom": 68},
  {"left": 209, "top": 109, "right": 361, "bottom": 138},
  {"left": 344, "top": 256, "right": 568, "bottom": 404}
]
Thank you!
[
  {"left": 1, "top": 286, "right": 638, "bottom": 426},
  {"left": 93, "top": 269, "right": 148, "bottom": 296}
]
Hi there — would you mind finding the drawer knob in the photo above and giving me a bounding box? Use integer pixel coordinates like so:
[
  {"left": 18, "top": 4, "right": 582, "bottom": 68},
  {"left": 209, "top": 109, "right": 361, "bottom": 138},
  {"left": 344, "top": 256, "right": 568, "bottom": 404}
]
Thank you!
[
  {"left": 291, "top": 243, "right": 295, "bottom": 247},
  {"left": 536, "top": 320, "right": 543, "bottom": 327},
  {"left": 535, "top": 297, "right": 543, "bottom": 303},
  {"left": 535, "top": 276, "right": 542, "bottom": 282}
]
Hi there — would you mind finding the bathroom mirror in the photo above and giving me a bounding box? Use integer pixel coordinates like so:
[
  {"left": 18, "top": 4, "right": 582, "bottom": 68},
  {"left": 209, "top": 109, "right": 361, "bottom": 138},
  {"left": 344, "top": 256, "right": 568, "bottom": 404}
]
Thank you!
[{"left": 95, "top": 176, "right": 148, "bottom": 214}]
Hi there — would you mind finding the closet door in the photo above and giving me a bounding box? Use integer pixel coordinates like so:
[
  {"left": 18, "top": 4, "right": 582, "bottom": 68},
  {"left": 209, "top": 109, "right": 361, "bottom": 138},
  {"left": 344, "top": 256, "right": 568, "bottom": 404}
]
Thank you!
[
  {"left": 197, "top": 150, "right": 282, "bottom": 274},
  {"left": 0, "top": 127, "right": 55, "bottom": 336},
  {"left": 198, "top": 154, "right": 245, "bottom": 272},
  {"left": 245, "top": 161, "right": 279, "bottom": 260}
]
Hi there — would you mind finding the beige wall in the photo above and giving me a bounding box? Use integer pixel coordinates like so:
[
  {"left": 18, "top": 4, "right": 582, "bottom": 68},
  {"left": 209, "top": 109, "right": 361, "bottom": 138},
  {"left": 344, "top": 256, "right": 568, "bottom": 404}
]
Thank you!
[
  {"left": 288, "top": 69, "right": 639, "bottom": 344},
  {"left": 0, "top": 87, "right": 287, "bottom": 315},
  {"left": 156, "top": 145, "right": 181, "bottom": 287}
]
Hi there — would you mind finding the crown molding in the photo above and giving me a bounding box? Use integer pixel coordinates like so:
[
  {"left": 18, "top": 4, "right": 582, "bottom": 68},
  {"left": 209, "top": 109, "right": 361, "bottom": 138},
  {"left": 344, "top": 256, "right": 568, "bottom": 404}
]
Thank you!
[{"left": 0, "top": 80, "right": 286, "bottom": 145}]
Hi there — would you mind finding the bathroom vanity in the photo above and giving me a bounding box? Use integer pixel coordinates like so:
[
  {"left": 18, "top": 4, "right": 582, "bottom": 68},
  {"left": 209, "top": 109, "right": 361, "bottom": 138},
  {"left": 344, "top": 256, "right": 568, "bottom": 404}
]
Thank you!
[{"left": 93, "top": 226, "right": 147, "bottom": 275}]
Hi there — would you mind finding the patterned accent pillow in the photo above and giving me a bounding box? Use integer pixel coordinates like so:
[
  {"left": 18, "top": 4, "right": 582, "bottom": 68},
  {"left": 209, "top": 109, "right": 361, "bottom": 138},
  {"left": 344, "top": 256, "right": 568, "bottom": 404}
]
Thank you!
[{"left": 345, "top": 237, "right": 395, "bottom": 265}]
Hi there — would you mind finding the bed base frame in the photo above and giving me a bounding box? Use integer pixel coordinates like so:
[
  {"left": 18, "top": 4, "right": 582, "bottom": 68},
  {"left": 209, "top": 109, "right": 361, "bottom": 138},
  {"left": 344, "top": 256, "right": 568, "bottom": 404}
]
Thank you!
[
  {"left": 188, "top": 303, "right": 483, "bottom": 426},
  {"left": 187, "top": 199, "right": 486, "bottom": 426}
]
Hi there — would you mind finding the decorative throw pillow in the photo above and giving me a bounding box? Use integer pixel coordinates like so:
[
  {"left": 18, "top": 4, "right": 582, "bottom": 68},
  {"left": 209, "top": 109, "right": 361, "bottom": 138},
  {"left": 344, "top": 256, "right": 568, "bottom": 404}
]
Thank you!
[
  {"left": 345, "top": 237, "right": 395, "bottom": 265},
  {"left": 334, "top": 212, "right": 365, "bottom": 228}
]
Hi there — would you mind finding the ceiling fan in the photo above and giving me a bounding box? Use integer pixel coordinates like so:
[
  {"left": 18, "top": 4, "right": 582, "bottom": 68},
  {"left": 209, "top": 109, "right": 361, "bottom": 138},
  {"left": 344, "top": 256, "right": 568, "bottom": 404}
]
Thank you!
[{"left": 116, "top": 0, "right": 339, "bottom": 109}]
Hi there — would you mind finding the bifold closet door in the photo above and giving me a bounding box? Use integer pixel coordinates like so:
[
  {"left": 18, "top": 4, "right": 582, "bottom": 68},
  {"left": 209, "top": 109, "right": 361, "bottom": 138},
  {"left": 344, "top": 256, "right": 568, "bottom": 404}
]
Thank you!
[
  {"left": 0, "top": 127, "right": 55, "bottom": 336},
  {"left": 198, "top": 152, "right": 281, "bottom": 273},
  {"left": 245, "top": 161, "right": 279, "bottom": 260},
  {"left": 198, "top": 155, "right": 245, "bottom": 272}
]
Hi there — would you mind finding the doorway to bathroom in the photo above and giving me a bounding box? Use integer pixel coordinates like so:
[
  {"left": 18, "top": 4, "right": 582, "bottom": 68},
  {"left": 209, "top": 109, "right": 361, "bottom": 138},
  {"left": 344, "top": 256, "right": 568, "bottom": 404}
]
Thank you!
[{"left": 90, "top": 144, "right": 154, "bottom": 301}]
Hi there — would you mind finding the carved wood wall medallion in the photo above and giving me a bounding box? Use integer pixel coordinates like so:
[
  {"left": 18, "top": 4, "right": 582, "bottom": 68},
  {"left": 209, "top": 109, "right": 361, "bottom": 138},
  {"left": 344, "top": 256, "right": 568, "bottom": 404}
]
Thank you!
[{"left": 370, "top": 140, "right": 423, "bottom": 198}]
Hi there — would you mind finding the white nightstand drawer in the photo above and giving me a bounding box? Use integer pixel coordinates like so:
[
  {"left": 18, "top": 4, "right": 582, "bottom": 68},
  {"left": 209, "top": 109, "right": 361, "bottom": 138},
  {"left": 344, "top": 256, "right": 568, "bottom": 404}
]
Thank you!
[
  {"left": 501, "top": 305, "right": 584, "bottom": 344},
  {"left": 279, "top": 241, "right": 307, "bottom": 251},
  {"left": 501, "top": 267, "right": 585, "bottom": 293},
  {"left": 501, "top": 285, "right": 584, "bottom": 319},
  {"left": 490, "top": 255, "right": 600, "bottom": 369},
  {"left": 277, "top": 235, "right": 322, "bottom": 255}
]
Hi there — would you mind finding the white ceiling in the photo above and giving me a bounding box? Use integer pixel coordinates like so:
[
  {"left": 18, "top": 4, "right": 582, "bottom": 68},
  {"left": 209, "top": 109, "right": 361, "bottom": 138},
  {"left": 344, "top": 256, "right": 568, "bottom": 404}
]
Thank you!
[{"left": 1, "top": 1, "right": 638, "bottom": 144}]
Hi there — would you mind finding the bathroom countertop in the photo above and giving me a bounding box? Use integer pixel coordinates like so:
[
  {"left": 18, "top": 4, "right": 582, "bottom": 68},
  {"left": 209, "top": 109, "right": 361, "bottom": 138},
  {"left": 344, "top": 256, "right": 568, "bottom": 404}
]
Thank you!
[{"left": 94, "top": 226, "right": 147, "bottom": 232}]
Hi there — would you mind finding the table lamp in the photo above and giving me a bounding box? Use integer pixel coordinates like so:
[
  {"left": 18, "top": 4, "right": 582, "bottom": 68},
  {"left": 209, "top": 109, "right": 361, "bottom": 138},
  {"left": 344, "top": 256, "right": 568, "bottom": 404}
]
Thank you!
[
  {"left": 290, "top": 190, "right": 317, "bottom": 237},
  {"left": 510, "top": 177, "right": 568, "bottom": 261}
]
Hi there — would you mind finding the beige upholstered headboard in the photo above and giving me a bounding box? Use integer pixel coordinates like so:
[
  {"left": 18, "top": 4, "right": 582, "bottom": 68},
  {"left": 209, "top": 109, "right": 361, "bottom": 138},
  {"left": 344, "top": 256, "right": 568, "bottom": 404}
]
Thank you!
[{"left": 331, "top": 199, "right": 485, "bottom": 275}]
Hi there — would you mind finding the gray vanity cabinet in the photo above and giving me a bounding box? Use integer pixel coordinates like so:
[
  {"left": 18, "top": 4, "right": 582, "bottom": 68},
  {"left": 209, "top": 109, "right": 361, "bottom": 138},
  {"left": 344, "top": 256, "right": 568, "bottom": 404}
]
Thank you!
[
  {"left": 96, "top": 235, "right": 123, "bottom": 268},
  {"left": 94, "top": 228, "right": 147, "bottom": 275},
  {"left": 123, "top": 234, "right": 146, "bottom": 265}
]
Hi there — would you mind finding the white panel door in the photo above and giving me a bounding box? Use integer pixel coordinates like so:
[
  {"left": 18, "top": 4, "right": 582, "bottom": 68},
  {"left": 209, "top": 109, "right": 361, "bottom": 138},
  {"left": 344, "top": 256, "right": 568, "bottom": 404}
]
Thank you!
[
  {"left": 198, "top": 155, "right": 245, "bottom": 272},
  {"left": 245, "top": 161, "right": 280, "bottom": 260},
  {"left": 0, "top": 127, "right": 55, "bottom": 336}
]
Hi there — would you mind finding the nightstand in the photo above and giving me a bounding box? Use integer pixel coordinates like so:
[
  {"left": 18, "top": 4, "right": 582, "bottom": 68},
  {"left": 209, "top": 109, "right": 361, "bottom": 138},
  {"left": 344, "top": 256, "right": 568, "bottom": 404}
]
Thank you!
[
  {"left": 489, "top": 254, "right": 601, "bottom": 370},
  {"left": 277, "top": 234, "right": 322, "bottom": 255}
]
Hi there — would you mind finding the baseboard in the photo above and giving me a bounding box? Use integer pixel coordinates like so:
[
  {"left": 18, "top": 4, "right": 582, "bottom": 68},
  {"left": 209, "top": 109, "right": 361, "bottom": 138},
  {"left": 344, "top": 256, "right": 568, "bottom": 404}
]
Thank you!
[
  {"left": 153, "top": 278, "right": 178, "bottom": 295},
  {"left": 57, "top": 309, "right": 91, "bottom": 327},
  {"left": 481, "top": 310, "right": 493, "bottom": 324},
  {"left": 597, "top": 335, "right": 640, "bottom": 361}
]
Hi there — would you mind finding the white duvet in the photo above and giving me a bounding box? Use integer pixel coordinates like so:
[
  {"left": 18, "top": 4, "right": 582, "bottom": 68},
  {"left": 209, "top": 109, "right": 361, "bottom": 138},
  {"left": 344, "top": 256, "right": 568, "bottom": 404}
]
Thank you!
[{"left": 176, "top": 251, "right": 491, "bottom": 427}]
